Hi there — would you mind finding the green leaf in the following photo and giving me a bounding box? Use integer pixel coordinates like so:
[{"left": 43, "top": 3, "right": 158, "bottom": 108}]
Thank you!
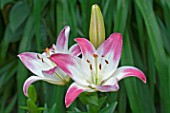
[
  {"left": 4, "top": 95, "right": 17, "bottom": 113},
  {"left": 79, "top": 92, "right": 98, "bottom": 106},
  {"left": 99, "top": 102, "right": 117, "bottom": 113},
  {"left": 98, "top": 96, "right": 107, "bottom": 109},
  {"left": 135, "top": 0, "right": 169, "bottom": 113},
  {"left": 27, "top": 99, "right": 37, "bottom": 113},
  {"left": 37, "top": 107, "right": 46, "bottom": 113},
  {"left": 17, "top": 14, "right": 34, "bottom": 113},
  {"left": 114, "top": 0, "right": 130, "bottom": 33},
  {"left": 0, "top": 0, "right": 13, "bottom": 9},
  {"left": 67, "top": 112, "right": 87, "bottom": 113},
  {"left": 0, "top": 39, "right": 9, "bottom": 63},
  {"left": 121, "top": 33, "right": 156, "bottom": 113},
  {"left": 28, "top": 85, "right": 37, "bottom": 102},
  {"left": 0, "top": 60, "right": 17, "bottom": 89},
  {"left": 9, "top": 1, "right": 30, "bottom": 32},
  {"left": 118, "top": 85, "right": 127, "bottom": 113},
  {"left": 4, "top": 24, "right": 22, "bottom": 42},
  {"left": 33, "top": 0, "right": 42, "bottom": 51},
  {"left": 19, "top": 106, "right": 29, "bottom": 110}
]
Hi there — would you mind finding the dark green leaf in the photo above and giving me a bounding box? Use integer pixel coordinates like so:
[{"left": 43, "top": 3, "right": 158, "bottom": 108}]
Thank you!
[
  {"left": 99, "top": 102, "right": 117, "bottom": 113},
  {"left": 0, "top": 0, "right": 13, "bottom": 9},
  {"left": 9, "top": 1, "right": 30, "bottom": 32},
  {"left": 79, "top": 92, "right": 98, "bottom": 106},
  {"left": 4, "top": 24, "right": 22, "bottom": 42},
  {"left": 67, "top": 112, "right": 87, "bottom": 113}
]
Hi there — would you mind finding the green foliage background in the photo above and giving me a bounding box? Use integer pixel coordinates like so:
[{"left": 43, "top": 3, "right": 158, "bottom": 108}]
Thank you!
[{"left": 0, "top": 0, "right": 170, "bottom": 113}]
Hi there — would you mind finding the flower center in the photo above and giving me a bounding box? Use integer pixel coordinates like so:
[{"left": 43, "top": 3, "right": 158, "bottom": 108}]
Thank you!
[
  {"left": 37, "top": 54, "right": 67, "bottom": 82},
  {"left": 86, "top": 54, "right": 109, "bottom": 85}
]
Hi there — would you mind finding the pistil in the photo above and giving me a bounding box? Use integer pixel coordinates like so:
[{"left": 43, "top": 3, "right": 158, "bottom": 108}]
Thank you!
[{"left": 93, "top": 54, "right": 99, "bottom": 84}]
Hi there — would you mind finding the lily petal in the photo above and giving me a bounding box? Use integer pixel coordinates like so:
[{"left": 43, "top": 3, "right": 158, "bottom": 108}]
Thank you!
[
  {"left": 56, "top": 26, "right": 70, "bottom": 52},
  {"left": 97, "top": 33, "right": 122, "bottom": 80},
  {"left": 65, "top": 82, "right": 95, "bottom": 108},
  {"left": 97, "top": 33, "right": 122, "bottom": 61},
  {"left": 50, "top": 54, "right": 91, "bottom": 86},
  {"left": 18, "top": 52, "right": 54, "bottom": 77},
  {"left": 113, "top": 66, "right": 146, "bottom": 83},
  {"left": 42, "top": 66, "right": 57, "bottom": 75},
  {"left": 42, "top": 66, "right": 69, "bottom": 83},
  {"left": 23, "top": 75, "right": 66, "bottom": 96},
  {"left": 75, "top": 38, "right": 95, "bottom": 59},
  {"left": 23, "top": 76, "right": 46, "bottom": 96},
  {"left": 65, "top": 83, "right": 84, "bottom": 108},
  {"left": 69, "top": 44, "right": 81, "bottom": 56},
  {"left": 95, "top": 84, "right": 119, "bottom": 92}
]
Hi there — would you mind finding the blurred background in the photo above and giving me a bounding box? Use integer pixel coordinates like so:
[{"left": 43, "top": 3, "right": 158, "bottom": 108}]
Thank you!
[{"left": 0, "top": 0, "right": 170, "bottom": 113}]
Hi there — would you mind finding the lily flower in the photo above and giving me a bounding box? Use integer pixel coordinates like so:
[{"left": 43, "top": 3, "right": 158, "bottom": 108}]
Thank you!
[
  {"left": 18, "top": 26, "right": 81, "bottom": 96},
  {"left": 50, "top": 33, "right": 146, "bottom": 107}
]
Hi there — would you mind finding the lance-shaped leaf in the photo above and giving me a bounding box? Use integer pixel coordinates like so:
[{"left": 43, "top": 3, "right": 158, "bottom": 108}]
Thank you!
[{"left": 89, "top": 4, "right": 105, "bottom": 48}]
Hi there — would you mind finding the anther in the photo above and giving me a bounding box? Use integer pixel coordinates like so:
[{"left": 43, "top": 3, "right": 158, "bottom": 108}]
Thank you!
[
  {"left": 45, "top": 48, "right": 49, "bottom": 52},
  {"left": 37, "top": 54, "right": 41, "bottom": 59},
  {"left": 51, "top": 50, "right": 55, "bottom": 53},
  {"left": 90, "top": 64, "right": 93, "bottom": 70},
  {"left": 99, "top": 64, "right": 102, "bottom": 70},
  {"left": 101, "top": 55, "right": 104, "bottom": 57},
  {"left": 105, "top": 60, "right": 109, "bottom": 64},
  {"left": 42, "top": 58, "right": 44, "bottom": 63},
  {"left": 87, "top": 59, "right": 90, "bottom": 63},
  {"left": 93, "top": 54, "right": 98, "bottom": 58}
]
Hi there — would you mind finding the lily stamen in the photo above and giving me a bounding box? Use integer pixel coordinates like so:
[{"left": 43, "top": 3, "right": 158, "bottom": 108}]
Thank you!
[
  {"left": 37, "top": 54, "right": 41, "bottom": 59},
  {"left": 42, "top": 58, "right": 44, "bottom": 63},
  {"left": 93, "top": 54, "right": 98, "bottom": 58},
  {"left": 54, "top": 72, "right": 67, "bottom": 82},
  {"left": 87, "top": 59, "right": 90, "bottom": 63},
  {"left": 93, "top": 54, "right": 99, "bottom": 84},
  {"left": 105, "top": 60, "right": 109, "bottom": 64},
  {"left": 90, "top": 64, "right": 93, "bottom": 70},
  {"left": 99, "top": 64, "right": 102, "bottom": 70}
]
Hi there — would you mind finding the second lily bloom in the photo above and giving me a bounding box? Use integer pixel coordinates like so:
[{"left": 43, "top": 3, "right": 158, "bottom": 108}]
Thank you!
[
  {"left": 50, "top": 33, "right": 146, "bottom": 107},
  {"left": 18, "top": 26, "right": 81, "bottom": 96}
]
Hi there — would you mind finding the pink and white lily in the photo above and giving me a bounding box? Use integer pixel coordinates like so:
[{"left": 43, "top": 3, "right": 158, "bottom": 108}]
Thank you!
[
  {"left": 50, "top": 33, "right": 146, "bottom": 107},
  {"left": 18, "top": 26, "right": 81, "bottom": 96}
]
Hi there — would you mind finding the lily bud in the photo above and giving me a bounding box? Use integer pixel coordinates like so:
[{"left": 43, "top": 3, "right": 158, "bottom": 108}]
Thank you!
[{"left": 89, "top": 4, "right": 105, "bottom": 48}]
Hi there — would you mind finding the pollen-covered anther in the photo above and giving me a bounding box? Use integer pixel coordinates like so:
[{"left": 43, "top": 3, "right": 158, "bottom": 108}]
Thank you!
[
  {"left": 44, "top": 47, "right": 50, "bottom": 55},
  {"left": 45, "top": 48, "right": 49, "bottom": 52},
  {"left": 93, "top": 54, "right": 98, "bottom": 58},
  {"left": 99, "top": 64, "right": 102, "bottom": 70},
  {"left": 37, "top": 54, "right": 41, "bottom": 59},
  {"left": 105, "top": 60, "right": 109, "bottom": 64},
  {"left": 87, "top": 59, "right": 90, "bottom": 63},
  {"left": 101, "top": 55, "right": 104, "bottom": 57},
  {"left": 42, "top": 58, "right": 44, "bottom": 63},
  {"left": 90, "top": 64, "right": 93, "bottom": 70}
]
